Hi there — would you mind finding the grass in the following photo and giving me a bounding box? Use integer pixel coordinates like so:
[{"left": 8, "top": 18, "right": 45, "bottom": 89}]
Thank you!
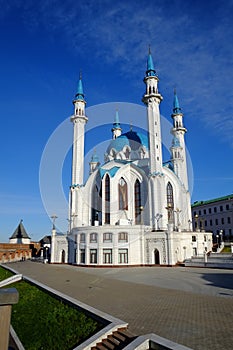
[
  {"left": 0, "top": 266, "right": 104, "bottom": 350},
  {"left": 221, "top": 246, "right": 231, "bottom": 253}
]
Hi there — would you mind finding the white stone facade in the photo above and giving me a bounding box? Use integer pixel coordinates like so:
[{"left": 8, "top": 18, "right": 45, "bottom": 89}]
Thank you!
[{"left": 51, "top": 52, "right": 213, "bottom": 265}]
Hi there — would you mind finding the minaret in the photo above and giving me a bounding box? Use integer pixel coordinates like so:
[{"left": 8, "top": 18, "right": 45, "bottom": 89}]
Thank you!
[
  {"left": 171, "top": 90, "right": 189, "bottom": 190},
  {"left": 111, "top": 110, "right": 122, "bottom": 139},
  {"left": 71, "top": 73, "right": 88, "bottom": 186},
  {"left": 70, "top": 73, "right": 88, "bottom": 229},
  {"left": 142, "top": 48, "right": 163, "bottom": 175}
]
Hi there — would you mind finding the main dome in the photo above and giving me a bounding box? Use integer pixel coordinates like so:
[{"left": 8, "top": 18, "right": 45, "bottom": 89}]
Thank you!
[{"left": 106, "top": 130, "right": 149, "bottom": 154}]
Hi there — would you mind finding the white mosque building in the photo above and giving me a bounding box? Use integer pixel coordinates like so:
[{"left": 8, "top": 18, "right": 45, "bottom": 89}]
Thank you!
[{"left": 51, "top": 51, "right": 212, "bottom": 266}]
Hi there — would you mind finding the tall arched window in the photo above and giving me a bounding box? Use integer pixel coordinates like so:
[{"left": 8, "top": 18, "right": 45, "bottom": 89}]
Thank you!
[
  {"left": 105, "top": 174, "right": 110, "bottom": 224},
  {"left": 167, "top": 182, "right": 174, "bottom": 223},
  {"left": 119, "top": 178, "right": 128, "bottom": 210},
  {"left": 135, "top": 179, "right": 141, "bottom": 224}
]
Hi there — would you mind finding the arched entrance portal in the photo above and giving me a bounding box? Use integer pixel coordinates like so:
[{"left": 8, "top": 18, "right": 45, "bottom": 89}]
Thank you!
[
  {"left": 61, "top": 250, "right": 65, "bottom": 263},
  {"left": 154, "top": 249, "right": 160, "bottom": 265}
]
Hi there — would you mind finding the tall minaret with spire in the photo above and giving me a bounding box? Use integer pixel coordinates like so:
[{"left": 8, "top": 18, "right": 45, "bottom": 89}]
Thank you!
[
  {"left": 71, "top": 73, "right": 88, "bottom": 186},
  {"left": 111, "top": 110, "right": 122, "bottom": 139},
  {"left": 142, "top": 48, "right": 163, "bottom": 175},
  {"left": 70, "top": 73, "right": 88, "bottom": 228},
  {"left": 171, "top": 90, "right": 189, "bottom": 190}
]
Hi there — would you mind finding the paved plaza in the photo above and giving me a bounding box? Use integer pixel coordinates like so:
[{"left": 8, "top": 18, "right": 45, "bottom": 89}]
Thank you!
[{"left": 5, "top": 262, "right": 233, "bottom": 350}]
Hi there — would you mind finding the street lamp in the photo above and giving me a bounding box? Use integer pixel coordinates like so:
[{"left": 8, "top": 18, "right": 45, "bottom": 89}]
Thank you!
[
  {"left": 188, "top": 219, "right": 192, "bottom": 231},
  {"left": 219, "top": 230, "right": 223, "bottom": 247},
  {"left": 45, "top": 247, "right": 49, "bottom": 261},
  {"left": 165, "top": 204, "right": 173, "bottom": 224},
  {"left": 174, "top": 208, "right": 182, "bottom": 231},
  {"left": 216, "top": 234, "right": 219, "bottom": 248},
  {"left": 140, "top": 206, "right": 144, "bottom": 225},
  {"left": 194, "top": 214, "right": 199, "bottom": 231},
  {"left": 155, "top": 213, "right": 163, "bottom": 230}
]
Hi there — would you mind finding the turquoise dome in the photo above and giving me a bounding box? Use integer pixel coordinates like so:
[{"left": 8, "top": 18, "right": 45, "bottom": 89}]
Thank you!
[{"left": 107, "top": 130, "right": 149, "bottom": 153}]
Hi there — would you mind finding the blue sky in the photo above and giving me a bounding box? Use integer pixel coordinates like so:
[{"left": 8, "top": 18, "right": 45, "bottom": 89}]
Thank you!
[{"left": 0, "top": 0, "right": 232, "bottom": 242}]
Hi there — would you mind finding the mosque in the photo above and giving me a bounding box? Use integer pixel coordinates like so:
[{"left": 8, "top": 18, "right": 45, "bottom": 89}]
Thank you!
[{"left": 51, "top": 51, "right": 212, "bottom": 266}]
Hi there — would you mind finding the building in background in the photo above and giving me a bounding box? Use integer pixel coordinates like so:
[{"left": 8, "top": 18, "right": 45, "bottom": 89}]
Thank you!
[
  {"left": 51, "top": 50, "right": 213, "bottom": 266},
  {"left": 9, "top": 220, "right": 31, "bottom": 245},
  {"left": 192, "top": 194, "right": 233, "bottom": 242}
]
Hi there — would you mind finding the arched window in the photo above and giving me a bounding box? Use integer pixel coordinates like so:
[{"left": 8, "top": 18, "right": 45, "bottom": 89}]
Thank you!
[
  {"left": 125, "top": 148, "right": 130, "bottom": 159},
  {"left": 91, "top": 184, "right": 102, "bottom": 225},
  {"left": 135, "top": 179, "right": 141, "bottom": 224},
  {"left": 119, "top": 178, "right": 128, "bottom": 210},
  {"left": 80, "top": 233, "right": 85, "bottom": 243},
  {"left": 118, "top": 232, "right": 128, "bottom": 242},
  {"left": 61, "top": 250, "right": 65, "bottom": 263},
  {"left": 167, "top": 182, "right": 174, "bottom": 223},
  {"left": 103, "top": 232, "right": 112, "bottom": 242},
  {"left": 90, "top": 232, "right": 98, "bottom": 243},
  {"left": 105, "top": 174, "right": 110, "bottom": 224}
]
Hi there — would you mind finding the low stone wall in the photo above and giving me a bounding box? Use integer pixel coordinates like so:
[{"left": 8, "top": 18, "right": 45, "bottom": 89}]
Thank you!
[{"left": 0, "top": 244, "right": 32, "bottom": 264}]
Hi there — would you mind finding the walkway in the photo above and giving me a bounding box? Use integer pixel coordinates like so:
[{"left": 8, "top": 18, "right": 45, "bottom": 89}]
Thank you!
[{"left": 5, "top": 262, "right": 233, "bottom": 350}]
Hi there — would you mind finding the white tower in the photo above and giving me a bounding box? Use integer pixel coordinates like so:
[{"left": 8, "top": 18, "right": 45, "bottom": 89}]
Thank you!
[
  {"left": 70, "top": 74, "right": 88, "bottom": 227},
  {"left": 171, "top": 90, "right": 189, "bottom": 190},
  {"left": 71, "top": 73, "right": 88, "bottom": 185},
  {"left": 142, "top": 50, "right": 164, "bottom": 231},
  {"left": 142, "top": 49, "right": 163, "bottom": 175}
]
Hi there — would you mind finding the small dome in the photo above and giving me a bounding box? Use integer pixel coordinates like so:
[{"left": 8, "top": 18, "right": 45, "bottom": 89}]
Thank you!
[
  {"left": 107, "top": 130, "right": 148, "bottom": 154},
  {"left": 90, "top": 153, "right": 99, "bottom": 163}
]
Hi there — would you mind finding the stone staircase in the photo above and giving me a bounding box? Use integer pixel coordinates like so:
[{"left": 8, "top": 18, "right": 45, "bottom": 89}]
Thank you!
[
  {"left": 185, "top": 253, "right": 233, "bottom": 268},
  {"left": 91, "top": 327, "right": 136, "bottom": 350}
]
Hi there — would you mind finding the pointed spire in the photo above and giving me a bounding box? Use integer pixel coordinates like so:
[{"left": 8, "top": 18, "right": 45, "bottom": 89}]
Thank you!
[
  {"left": 173, "top": 89, "right": 182, "bottom": 114},
  {"left": 89, "top": 149, "right": 100, "bottom": 174},
  {"left": 75, "top": 71, "right": 85, "bottom": 101},
  {"left": 112, "top": 109, "right": 122, "bottom": 139},
  {"left": 90, "top": 149, "right": 99, "bottom": 163},
  {"left": 130, "top": 120, "right": 133, "bottom": 131},
  {"left": 146, "top": 46, "right": 156, "bottom": 77}
]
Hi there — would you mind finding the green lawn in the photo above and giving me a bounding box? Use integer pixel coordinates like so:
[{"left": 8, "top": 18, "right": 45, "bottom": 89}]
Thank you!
[
  {"left": 221, "top": 246, "right": 231, "bottom": 253},
  {"left": 0, "top": 266, "right": 103, "bottom": 350}
]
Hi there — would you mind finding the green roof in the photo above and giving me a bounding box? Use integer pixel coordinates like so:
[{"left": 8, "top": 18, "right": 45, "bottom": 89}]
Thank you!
[{"left": 192, "top": 194, "right": 233, "bottom": 207}]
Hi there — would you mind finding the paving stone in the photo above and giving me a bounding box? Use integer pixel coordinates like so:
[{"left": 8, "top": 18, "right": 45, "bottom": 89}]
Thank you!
[{"left": 5, "top": 262, "right": 233, "bottom": 350}]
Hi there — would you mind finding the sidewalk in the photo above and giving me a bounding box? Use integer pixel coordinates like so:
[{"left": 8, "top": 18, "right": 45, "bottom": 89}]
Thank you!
[{"left": 5, "top": 261, "right": 233, "bottom": 350}]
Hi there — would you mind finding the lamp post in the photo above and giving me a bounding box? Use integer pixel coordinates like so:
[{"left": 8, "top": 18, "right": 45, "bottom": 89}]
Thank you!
[
  {"left": 219, "top": 230, "right": 223, "bottom": 246},
  {"left": 45, "top": 246, "right": 49, "bottom": 263},
  {"left": 155, "top": 213, "right": 163, "bottom": 230},
  {"left": 188, "top": 219, "right": 192, "bottom": 231},
  {"left": 140, "top": 206, "right": 144, "bottom": 225},
  {"left": 194, "top": 214, "right": 199, "bottom": 231},
  {"left": 174, "top": 208, "right": 182, "bottom": 231},
  {"left": 216, "top": 234, "right": 219, "bottom": 248},
  {"left": 165, "top": 204, "right": 174, "bottom": 231}
]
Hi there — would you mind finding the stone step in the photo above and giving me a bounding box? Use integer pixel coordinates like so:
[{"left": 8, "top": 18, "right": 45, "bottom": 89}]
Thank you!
[{"left": 91, "top": 327, "right": 136, "bottom": 350}]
